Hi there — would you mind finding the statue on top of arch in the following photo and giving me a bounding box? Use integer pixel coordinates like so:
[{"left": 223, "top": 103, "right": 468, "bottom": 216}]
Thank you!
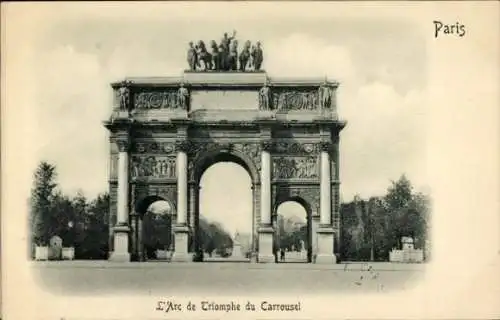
[{"left": 186, "top": 30, "right": 264, "bottom": 72}]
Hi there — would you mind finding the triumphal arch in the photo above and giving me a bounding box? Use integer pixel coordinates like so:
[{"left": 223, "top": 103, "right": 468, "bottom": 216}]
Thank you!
[{"left": 104, "top": 48, "right": 346, "bottom": 263}]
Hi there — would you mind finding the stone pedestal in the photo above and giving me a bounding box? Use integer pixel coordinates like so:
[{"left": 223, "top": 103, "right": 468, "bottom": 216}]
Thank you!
[
  {"left": 171, "top": 225, "right": 191, "bottom": 262},
  {"left": 315, "top": 226, "right": 336, "bottom": 264},
  {"left": 232, "top": 241, "right": 244, "bottom": 258},
  {"left": 109, "top": 225, "right": 131, "bottom": 262},
  {"left": 258, "top": 226, "right": 275, "bottom": 263}
]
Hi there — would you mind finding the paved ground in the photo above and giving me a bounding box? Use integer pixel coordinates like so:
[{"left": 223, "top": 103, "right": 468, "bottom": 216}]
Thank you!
[{"left": 31, "top": 261, "right": 426, "bottom": 296}]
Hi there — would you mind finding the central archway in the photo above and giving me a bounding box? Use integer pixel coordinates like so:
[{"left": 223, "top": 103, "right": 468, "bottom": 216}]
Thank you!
[{"left": 191, "top": 150, "right": 259, "bottom": 262}]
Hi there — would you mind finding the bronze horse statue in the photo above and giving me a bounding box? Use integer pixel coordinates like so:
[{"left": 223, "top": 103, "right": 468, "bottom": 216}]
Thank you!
[{"left": 196, "top": 40, "right": 213, "bottom": 71}]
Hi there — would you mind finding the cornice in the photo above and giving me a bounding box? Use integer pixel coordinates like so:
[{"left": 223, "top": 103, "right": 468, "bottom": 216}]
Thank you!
[{"left": 110, "top": 71, "right": 340, "bottom": 90}]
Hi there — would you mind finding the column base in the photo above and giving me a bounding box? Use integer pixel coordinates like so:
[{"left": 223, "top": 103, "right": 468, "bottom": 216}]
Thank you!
[
  {"left": 109, "top": 252, "right": 131, "bottom": 262},
  {"left": 258, "top": 226, "right": 275, "bottom": 263},
  {"left": 171, "top": 252, "right": 193, "bottom": 262},
  {"left": 171, "top": 224, "right": 192, "bottom": 262},
  {"left": 315, "top": 254, "right": 337, "bottom": 264},
  {"left": 315, "top": 226, "right": 336, "bottom": 264},
  {"left": 109, "top": 225, "right": 130, "bottom": 262}
]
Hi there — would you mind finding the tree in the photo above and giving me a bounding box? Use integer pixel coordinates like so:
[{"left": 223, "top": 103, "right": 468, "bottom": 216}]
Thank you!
[
  {"left": 340, "top": 175, "right": 431, "bottom": 262},
  {"left": 384, "top": 175, "right": 415, "bottom": 253},
  {"left": 50, "top": 191, "right": 77, "bottom": 246},
  {"left": 198, "top": 217, "right": 233, "bottom": 257},
  {"left": 83, "top": 192, "right": 110, "bottom": 259},
  {"left": 30, "top": 161, "right": 58, "bottom": 249}
]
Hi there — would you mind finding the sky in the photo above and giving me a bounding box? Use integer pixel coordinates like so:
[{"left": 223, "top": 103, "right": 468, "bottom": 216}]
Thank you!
[{"left": 21, "top": 3, "right": 428, "bottom": 234}]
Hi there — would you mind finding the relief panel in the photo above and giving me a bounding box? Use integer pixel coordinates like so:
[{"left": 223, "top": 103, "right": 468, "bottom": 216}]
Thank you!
[
  {"left": 130, "top": 156, "right": 177, "bottom": 179},
  {"left": 272, "top": 156, "right": 319, "bottom": 180}
]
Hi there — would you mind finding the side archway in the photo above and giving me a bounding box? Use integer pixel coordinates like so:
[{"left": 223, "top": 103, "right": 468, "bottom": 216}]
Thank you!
[
  {"left": 273, "top": 196, "right": 313, "bottom": 263},
  {"left": 133, "top": 195, "right": 176, "bottom": 261}
]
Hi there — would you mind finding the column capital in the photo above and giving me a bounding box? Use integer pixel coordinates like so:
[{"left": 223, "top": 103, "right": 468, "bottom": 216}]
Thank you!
[
  {"left": 319, "top": 141, "right": 333, "bottom": 152},
  {"left": 175, "top": 140, "right": 191, "bottom": 153},
  {"left": 260, "top": 140, "right": 274, "bottom": 152},
  {"left": 116, "top": 136, "right": 130, "bottom": 152}
]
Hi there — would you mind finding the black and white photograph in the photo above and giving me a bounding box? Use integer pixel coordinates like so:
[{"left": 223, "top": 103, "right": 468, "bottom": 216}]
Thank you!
[{"left": 2, "top": 2, "right": 499, "bottom": 319}]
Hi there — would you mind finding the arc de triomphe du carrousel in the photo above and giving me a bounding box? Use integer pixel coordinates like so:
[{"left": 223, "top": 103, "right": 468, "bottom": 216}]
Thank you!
[{"left": 104, "top": 35, "right": 346, "bottom": 263}]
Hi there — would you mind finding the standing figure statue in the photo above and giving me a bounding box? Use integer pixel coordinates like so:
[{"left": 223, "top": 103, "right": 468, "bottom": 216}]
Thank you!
[
  {"left": 228, "top": 40, "right": 238, "bottom": 71},
  {"left": 218, "top": 43, "right": 228, "bottom": 71},
  {"left": 259, "top": 81, "right": 271, "bottom": 110},
  {"left": 187, "top": 41, "right": 198, "bottom": 71},
  {"left": 318, "top": 81, "right": 332, "bottom": 109},
  {"left": 239, "top": 40, "right": 251, "bottom": 71},
  {"left": 117, "top": 83, "right": 130, "bottom": 111},
  {"left": 251, "top": 41, "right": 264, "bottom": 71},
  {"left": 177, "top": 83, "right": 189, "bottom": 110},
  {"left": 220, "top": 30, "right": 236, "bottom": 71},
  {"left": 210, "top": 40, "right": 220, "bottom": 71},
  {"left": 221, "top": 30, "right": 236, "bottom": 53}
]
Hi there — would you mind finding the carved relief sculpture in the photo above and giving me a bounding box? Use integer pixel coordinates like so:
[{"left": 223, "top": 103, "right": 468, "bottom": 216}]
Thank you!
[
  {"left": 273, "top": 156, "right": 318, "bottom": 179},
  {"left": 130, "top": 156, "right": 177, "bottom": 179},
  {"left": 134, "top": 91, "right": 178, "bottom": 109},
  {"left": 273, "top": 90, "right": 318, "bottom": 111}
]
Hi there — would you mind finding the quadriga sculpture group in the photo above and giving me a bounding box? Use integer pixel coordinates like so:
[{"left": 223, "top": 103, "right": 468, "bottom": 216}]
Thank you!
[{"left": 187, "top": 31, "right": 264, "bottom": 72}]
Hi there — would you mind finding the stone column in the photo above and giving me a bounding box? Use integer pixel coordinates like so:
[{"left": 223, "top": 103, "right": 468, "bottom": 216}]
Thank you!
[
  {"left": 320, "top": 148, "right": 331, "bottom": 225},
  {"left": 190, "top": 184, "right": 202, "bottom": 261},
  {"left": 250, "top": 184, "right": 260, "bottom": 262},
  {"left": 258, "top": 141, "right": 274, "bottom": 263},
  {"left": 316, "top": 142, "right": 336, "bottom": 264},
  {"left": 171, "top": 141, "right": 191, "bottom": 262},
  {"left": 137, "top": 217, "right": 144, "bottom": 261},
  {"left": 109, "top": 137, "right": 131, "bottom": 262},
  {"left": 311, "top": 215, "right": 320, "bottom": 263},
  {"left": 130, "top": 214, "right": 138, "bottom": 261}
]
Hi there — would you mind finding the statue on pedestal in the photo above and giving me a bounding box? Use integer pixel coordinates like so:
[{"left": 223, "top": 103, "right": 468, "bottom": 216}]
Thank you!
[
  {"left": 300, "top": 240, "right": 306, "bottom": 252},
  {"left": 232, "top": 231, "right": 244, "bottom": 258}
]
